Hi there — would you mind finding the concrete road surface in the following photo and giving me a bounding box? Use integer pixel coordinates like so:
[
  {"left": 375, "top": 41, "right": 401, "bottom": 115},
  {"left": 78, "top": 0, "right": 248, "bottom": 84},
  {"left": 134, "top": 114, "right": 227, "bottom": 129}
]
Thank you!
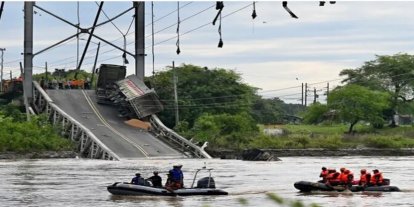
[{"left": 47, "top": 89, "right": 183, "bottom": 159}]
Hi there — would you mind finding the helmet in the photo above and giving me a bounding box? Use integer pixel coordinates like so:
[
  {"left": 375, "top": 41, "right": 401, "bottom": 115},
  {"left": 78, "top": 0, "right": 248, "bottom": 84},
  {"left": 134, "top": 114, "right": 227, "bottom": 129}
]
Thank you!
[
  {"left": 322, "top": 167, "right": 327, "bottom": 170},
  {"left": 340, "top": 167, "right": 346, "bottom": 172},
  {"left": 361, "top": 169, "right": 366, "bottom": 173},
  {"left": 135, "top": 173, "right": 141, "bottom": 176},
  {"left": 173, "top": 164, "right": 183, "bottom": 168},
  {"left": 373, "top": 169, "right": 379, "bottom": 173},
  {"left": 153, "top": 171, "right": 159, "bottom": 174}
]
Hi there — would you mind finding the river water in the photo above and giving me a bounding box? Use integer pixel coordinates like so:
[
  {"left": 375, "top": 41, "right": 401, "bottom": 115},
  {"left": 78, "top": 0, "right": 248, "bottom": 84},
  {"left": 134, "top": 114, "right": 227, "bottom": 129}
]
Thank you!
[{"left": 1, "top": 156, "right": 414, "bottom": 207}]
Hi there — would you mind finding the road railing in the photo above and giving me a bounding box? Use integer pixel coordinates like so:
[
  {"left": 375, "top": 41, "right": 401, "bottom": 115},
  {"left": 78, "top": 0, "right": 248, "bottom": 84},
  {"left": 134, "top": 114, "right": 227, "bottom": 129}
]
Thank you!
[{"left": 32, "top": 81, "right": 120, "bottom": 160}]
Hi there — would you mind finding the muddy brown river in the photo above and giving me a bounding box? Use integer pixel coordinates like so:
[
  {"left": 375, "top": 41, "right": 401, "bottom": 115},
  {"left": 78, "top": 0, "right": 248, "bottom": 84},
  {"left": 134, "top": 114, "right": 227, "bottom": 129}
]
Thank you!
[{"left": 1, "top": 156, "right": 413, "bottom": 207}]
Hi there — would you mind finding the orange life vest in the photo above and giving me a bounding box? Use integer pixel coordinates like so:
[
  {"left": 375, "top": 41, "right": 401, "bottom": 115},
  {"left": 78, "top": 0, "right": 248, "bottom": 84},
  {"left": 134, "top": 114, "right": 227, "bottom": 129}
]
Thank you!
[
  {"left": 326, "top": 173, "right": 335, "bottom": 181},
  {"left": 320, "top": 170, "right": 328, "bottom": 179},
  {"left": 360, "top": 173, "right": 367, "bottom": 183},
  {"left": 370, "top": 172, "right": 383, "bottom": 185}
]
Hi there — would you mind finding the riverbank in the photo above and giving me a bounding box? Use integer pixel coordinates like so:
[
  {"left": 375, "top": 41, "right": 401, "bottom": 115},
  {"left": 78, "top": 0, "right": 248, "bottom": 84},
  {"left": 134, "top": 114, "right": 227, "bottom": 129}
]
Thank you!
[
  {"left": 0, "top": 151, "right": 78, "bottom": 159},
  {"left": 206, "top": 148, "right": 414, "bottom": 160}
]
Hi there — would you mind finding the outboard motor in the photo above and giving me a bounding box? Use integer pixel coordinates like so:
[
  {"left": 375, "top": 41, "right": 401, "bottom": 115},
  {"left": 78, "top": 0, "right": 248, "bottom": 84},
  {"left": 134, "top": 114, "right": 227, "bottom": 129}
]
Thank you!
[
  {"left": 196, "top": 177, "right": 216, "bottom": 188},
  {"left": 383, "top": 178, "right": 390, "bottom": 186}
]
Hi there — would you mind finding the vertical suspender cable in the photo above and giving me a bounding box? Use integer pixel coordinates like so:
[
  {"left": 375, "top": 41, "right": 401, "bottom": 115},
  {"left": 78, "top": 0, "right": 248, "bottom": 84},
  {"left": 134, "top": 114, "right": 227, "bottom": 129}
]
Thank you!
[
  {"left": 151, "top": 1, "right": 155, "bottom": 80},
  {"left": 218, "top": 12, "right": 223, "bottom": 48},
  {"left": 213, "top": 2, "right": 224, "bottom": 48},
  {"left": 252, "top": 1, "right": 257, "bottom": 19},
  {"left": 176, "top": 1, "right": 181, "bottom": 54}
]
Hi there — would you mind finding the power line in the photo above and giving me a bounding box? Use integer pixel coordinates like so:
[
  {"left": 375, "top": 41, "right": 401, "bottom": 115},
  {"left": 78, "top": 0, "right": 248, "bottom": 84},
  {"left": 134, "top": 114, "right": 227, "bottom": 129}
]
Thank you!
[
  {"left": 149, "top": 2, "right": 254, "bottom": 49},
  {"left": 145, "top": 2, "right": 193, "bottom": 28}
]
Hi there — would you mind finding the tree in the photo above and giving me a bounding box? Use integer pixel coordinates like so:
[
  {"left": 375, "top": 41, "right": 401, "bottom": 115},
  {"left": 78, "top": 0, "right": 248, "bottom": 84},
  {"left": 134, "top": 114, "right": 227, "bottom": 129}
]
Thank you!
[
  {"left": 340, "top": 53, "right": 414, "bottom": 126},
  {"left": 191, "top": 113, "right": 259, "bottom": 149},
  {"left": 302, "top": 103, "right": 329, "bottom": 124},
  {"left": 250, "top": 97, "right": 284, "bottom": 124},
  {"left": 148, "top": 64, "right": 257, "bottom": 128},
  {"left": 328, "top": 84, "right": 390, "bottom": 133}
]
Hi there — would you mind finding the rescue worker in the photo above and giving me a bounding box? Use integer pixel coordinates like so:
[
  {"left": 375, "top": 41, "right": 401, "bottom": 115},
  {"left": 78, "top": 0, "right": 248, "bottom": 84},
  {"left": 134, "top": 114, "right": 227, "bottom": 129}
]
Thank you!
[
  {"left": 371, "top": 169, "right": 383, "bottom": 186},
  {"left": 166, "top": 164, "right": 184, "bottom": 190},
  {"left": 339, "top": 167, "right": 347, "bottom": 183},
  {"left": 341, "top": 169, "right": 353, "bottom": 185},
  {"left": 359, "top": 169, "right": 370, "bottom": 186},
  {"left": 131, "top": 172, "right": 145, "bottom": 185},
  {"left": 345, "top": 170, "right": 354, "bottom": 188},
  {"left": 326, "top": 172, "right": 341, "bottom": 188},
  {"left": 325, "top": 169, "right": 337, "bottom": 182},
  {"left": 319, "top": 167, "right": 329, "bottom": 183},
  {"left": 146, "top": 171, "right": 162, "bottom": 188}
]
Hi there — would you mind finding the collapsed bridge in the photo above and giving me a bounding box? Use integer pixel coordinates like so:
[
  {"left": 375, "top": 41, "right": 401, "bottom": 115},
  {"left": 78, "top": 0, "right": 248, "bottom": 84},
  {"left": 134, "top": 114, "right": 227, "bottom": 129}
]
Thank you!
[{"left": 31, "top": 65, "right": 211, "bottom": 160}]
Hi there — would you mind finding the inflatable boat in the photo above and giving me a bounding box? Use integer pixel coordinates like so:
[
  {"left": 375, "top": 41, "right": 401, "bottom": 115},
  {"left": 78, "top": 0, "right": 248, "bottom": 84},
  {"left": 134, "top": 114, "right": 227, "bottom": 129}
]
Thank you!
[
  {"left": 294, "top": 180, "right": 400, "bottom": 192},
  {"left": 107, "top": 167, "right": 228, "bottom": 196}
]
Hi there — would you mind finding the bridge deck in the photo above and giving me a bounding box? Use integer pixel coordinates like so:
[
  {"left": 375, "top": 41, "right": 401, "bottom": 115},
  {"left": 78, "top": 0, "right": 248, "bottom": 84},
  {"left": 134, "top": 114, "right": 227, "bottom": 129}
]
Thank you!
[{"left": 47, "top": 89, "right": 183, "bottom": 159}]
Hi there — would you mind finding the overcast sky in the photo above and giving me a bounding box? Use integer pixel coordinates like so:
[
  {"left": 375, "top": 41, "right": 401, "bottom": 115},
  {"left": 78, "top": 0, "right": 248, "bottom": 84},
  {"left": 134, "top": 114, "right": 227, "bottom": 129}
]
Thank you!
[{"left": 1, "top": 1, "right": 414, "bottom": 104}]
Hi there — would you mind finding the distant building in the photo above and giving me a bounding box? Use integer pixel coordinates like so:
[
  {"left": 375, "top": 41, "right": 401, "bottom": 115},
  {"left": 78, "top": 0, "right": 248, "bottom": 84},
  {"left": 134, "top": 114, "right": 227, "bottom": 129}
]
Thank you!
[{"left": 394, "top": 114, "right": 413, "bottom": 125}]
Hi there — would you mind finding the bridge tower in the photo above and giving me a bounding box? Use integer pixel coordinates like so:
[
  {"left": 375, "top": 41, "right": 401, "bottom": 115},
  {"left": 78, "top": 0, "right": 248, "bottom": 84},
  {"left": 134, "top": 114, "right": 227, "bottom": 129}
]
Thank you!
[{"left": 23, "top": 1, "right": 146, "bottom": 101}]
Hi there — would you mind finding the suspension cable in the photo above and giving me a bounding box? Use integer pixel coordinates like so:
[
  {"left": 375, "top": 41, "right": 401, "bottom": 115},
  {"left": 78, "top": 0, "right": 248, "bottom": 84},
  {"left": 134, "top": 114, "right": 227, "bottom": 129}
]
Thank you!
[{"left": 176, "top": 1, "right": 181, "bottom": 54}]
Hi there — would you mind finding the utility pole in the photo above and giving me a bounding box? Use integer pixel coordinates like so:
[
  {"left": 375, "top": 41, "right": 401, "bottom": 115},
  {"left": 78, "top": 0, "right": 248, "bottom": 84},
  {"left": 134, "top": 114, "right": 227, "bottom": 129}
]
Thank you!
[
  {"left": 301, "top": 83, "right": 304, "bottom": 106},
  {"left": 20, "top": 62, "right": 30, "bottom": 121},
  {"left": 173, "top": 61, "right": 179, "bottom": 127},
  {"left": 9, "top": 70, "right": 12, "bottom": 80},
  {"left": 135, "top": 2, "right": 145, "bottom": 80},
  {"left": 304, "top": 83, "right": 308, "bottom": 107},
  {"left": 313, "top": 87, "right": 317, "bottom": 104},
  {"left": 45, "top": 61, "right": 48, "bottom": 83},
  {"left": 0, "top": 48, "right": 5, "bottom": 92},
  {"left": 326, "top": 82, "right": 330, "bottom": 100},
  {"left": 24, "top": 2, "right": 34, "bottom": 99},
  {"left": 90, "top": 42, "right": 100, "bottom": 89}
]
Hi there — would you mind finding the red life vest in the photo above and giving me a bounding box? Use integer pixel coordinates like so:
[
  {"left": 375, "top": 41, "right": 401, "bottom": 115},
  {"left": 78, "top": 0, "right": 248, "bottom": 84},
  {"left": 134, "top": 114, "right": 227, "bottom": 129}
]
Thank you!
[{"left": 320, "top": 170, "right": 328, "bottom": 178}]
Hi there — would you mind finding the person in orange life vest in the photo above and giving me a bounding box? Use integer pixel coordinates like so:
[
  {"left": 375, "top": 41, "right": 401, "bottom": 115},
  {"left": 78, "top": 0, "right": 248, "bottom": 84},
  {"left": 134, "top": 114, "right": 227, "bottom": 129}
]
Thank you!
[
  {"left": 359, "top": 169, "right": 370, "bottom": 186},
  {"left": 370, "top": 169, "right": 383, "bottom": 186},
  {"left": 345, "top": 170, "right": 354, "bottom": 188},
  {"left": 325, "top": 169, "right": 336, "bottom": 181},
  {"left": 339, "top": 167, "right": 348, "bottom": 182},
  {"left": 319, "top": 167, "right": 328, "bottom": 183},
  {"left": 326, "top": 172, "right": 341, "bottom": 187}
]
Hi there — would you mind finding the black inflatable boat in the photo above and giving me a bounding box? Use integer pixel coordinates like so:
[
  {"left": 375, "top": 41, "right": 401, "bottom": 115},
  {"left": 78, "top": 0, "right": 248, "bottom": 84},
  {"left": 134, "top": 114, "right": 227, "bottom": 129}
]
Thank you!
[
  {"left": 294, "top": 181, "right": 400, "bottom": 192},
  {"left": 108, "top": 168, "right": 228, "bottom": 196}
]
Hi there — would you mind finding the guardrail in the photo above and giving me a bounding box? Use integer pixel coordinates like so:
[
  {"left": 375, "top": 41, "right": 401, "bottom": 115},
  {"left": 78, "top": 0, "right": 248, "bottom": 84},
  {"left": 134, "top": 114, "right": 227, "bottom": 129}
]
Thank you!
[
  {"left": 150, "top": 115, "right": 212, "bottom": 159},
  {"left": 32, "top": 81, "right": 120, "bottom": 160}
]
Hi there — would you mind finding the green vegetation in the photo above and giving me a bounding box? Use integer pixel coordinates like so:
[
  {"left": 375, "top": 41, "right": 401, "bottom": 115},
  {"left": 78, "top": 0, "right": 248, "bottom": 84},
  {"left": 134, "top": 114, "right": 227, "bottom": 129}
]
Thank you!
[
  {"left": 340, "top": 53, "right": 414, "bottom": 127},
  {"left": 328, "top": 84, "right": 390, "bottom": 133},
  {"left": 0, "top": 105, "right": 73, "bottom": 153},
  {"left": 149, "top": 60, "right": 414, "bottom": 150},
  {"left": 149, "top": 64, "right": 303, "bottom": 149},
  {"left": 250, "top": 124, "right": 414, "bottom": 149}
]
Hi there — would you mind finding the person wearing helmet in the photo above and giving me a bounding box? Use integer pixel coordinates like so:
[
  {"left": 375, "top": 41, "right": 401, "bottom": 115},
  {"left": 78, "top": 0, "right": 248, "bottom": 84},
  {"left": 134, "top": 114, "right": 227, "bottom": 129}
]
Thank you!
[
  {"left": 146, "top": 171, "right": 162, "bottom": 188},
  {"left": 319, "top": 167, "right": 329, "bottom": 183},
  {"left": 131, "top": 172, "right": 145, "bottom": 185}
]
